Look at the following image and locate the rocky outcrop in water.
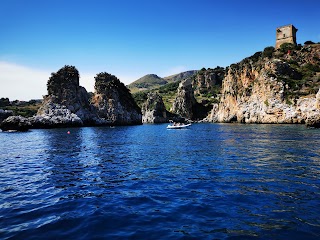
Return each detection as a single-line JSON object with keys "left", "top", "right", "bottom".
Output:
{"left": 142, "top": 92, "right": 167, "bottom": 123}
{"left": 91, "top": 72, "right": 142, "bottom": 125}
{"left": 207, "top": 44, "right": 320, "bottom": 126}
{"left": 0, "top": 66, "right": 142, "bottom": 131}
{"left": 38, "top": 65, "right": 99, "bottom": 126}
{"left": 171, "top": 78, "right": 213, "bottom": 121}
{"left": 0, "top": 116, "right": 31, "bottom": 131}
{"left": 171, "top": 78, "right": 197, "bottom": 120}
{"left": 30, "top": 102, "right": 84, "bottom": 128}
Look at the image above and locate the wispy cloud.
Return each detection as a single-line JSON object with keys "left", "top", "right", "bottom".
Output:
{"left": 0, "top": 61, "right": 146, "bottom": 100}
{"left": 0, "top": 61, "right": 50, "bottom": 101}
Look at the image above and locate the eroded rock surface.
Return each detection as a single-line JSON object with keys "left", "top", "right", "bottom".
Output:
{"left": 142, "top": 92, "right": 167, "bottom": 123}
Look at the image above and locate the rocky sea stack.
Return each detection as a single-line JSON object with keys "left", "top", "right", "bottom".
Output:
{"left": 91, "top": 72, "right": 142, "bottom": 125}
{"left": 142, "top": 92, "right": 167, "bottom": 123}
{"left": 31, "top": 65, "right": 98, "bottom": 128}
{"left": 0, "top": 66, "right": 142, "bottom": 131}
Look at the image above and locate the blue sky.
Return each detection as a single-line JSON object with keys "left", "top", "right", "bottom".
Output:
{"left": 1, "top": 0, "right": 320, "bottom": 100}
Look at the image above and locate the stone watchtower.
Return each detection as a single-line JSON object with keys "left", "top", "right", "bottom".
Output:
{"left": 275, "top": 24, "right": 298, "bottom": 49}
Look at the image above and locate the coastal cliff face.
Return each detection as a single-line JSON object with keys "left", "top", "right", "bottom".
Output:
{"left": 142, "top": 92, "right": 167, "bottom": 123}
{"left": 171, "top": 78, "right": 197, "bottom": 120}
{"left": 170, "top": 67, "right": 223, "bottom": 121}
{"left": 91, "top": 72, "right": 142, "bottom": 125}
{"left": 192, "top": 67, "right": 224, "bottom": 95}
{"left": 208, "top": 44, "right": 320, "bottom": 125}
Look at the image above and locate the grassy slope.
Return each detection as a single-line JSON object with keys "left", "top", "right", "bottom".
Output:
{"left": 127, "top": 74, "right": 168, "bottom": 93}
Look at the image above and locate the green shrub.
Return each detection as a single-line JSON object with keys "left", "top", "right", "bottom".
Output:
{"left": 262, "top": 46, "right": 275, "bottom": 58}
{"left": 132, "top": 91, "right": 148, "bottom": 107}
{"left": 304, "top": 41, "right": 315, "bottom": 45}
{"left": 280, "top": 43, "right": 296, "bottom": 53}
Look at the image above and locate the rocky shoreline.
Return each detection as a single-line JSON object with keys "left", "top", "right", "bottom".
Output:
{"left": 1, "top": 45, "right": 320, "bottom": 131}
{"left": 0, "top": 66, "right": 142, "bottom": 131}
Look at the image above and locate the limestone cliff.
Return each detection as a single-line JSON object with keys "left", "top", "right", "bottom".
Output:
{"left": 91, "top": 72, "right": 142, "bottom": 125}
{"left": 171, "top": 78, "right": 197, "bottom": 120}
{"left": 142, "top": 92, "right": 167, "bottom": 123}
{"left": 192, "top": 67, "right": 224, "bottom": 95}
{"left": 170, "top": 67, "right": 224, "bottom": 121}
{"left": 208, "top": 44, "right": 320, "bottom": 125}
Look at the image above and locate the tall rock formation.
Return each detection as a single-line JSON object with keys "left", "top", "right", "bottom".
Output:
{"left": 142, "top": 92, "right": 167, "bottom": 123}
{"left": 91, "top": 72, "right": 142, "bottom": 125}
{"left": 208, "top": 44, "right": 320, "bottom": 125}
{"left": 31, "top": 65, "right": 98, "bottom": 128}
{"left": 171, "top": 78, "right": 197, "bottom": 120}
{"left": 1, "top": 66, "right": 142, "bottom": 131}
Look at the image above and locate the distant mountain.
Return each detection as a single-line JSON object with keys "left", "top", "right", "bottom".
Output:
{"left": 128, "top": 74, "right": 167, "bottom": 92}
{"left": 164, "top": 70, "right": 198, "bottom": 83}
{"left": 128, "top": 71, "right": 198, "bottom": 93}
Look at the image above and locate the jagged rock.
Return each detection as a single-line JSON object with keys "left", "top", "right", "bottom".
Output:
{"left": 193, "top": 67, "right": 224, "bottom": 95}
{"left": 0, "top": 116, "right": 31, "bottom": 131}
{"left": 142, "top": 93, "right": 167, "bottom": 123}
{"left": 207, "top": 44, "right": 320, "bottom": 124}
{"left": 0, "top": 109, "right": 13, "bottom": 123}
{"left": 42, "top": 65, "right": 98, "bottom": 125}
{"left": 171, "top": 78, "right": 210, "bottom": 120}
{"left": 171, "top": 78, "right": 196, "bottom": 120}
{"left": 305, "top": 112, "right": 320, "bottom": 128}
{"left": 30, "top": 101, "right": 84, "bottom": 128}
{"left": 91, "top": 72, "right": 142, "bottom": 125}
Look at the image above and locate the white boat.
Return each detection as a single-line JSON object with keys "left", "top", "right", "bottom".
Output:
{"left": 166, "top": 123, "right": 191, "bottom": 129}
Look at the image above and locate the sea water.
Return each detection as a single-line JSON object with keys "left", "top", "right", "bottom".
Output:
{"left": 0, "top": 123, "right": 320, "bottom": 239}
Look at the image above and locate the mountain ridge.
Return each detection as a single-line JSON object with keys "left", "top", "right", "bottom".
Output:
{"left": 128, "top": 70, "right": 198, "bottom": 93}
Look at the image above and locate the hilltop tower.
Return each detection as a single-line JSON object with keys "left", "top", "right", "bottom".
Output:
{"left": 275, "top": 24, "right": 298, "bottom": 49}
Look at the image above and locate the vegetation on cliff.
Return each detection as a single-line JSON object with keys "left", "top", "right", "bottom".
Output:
{"left": 94, "top": 72, "right": 141, "bottom": 114}
{"left": 92, "top": 72, "right": 142, "bottom": 125}
{"left": 128, "top": 71, "right": 198, "bottom": 93}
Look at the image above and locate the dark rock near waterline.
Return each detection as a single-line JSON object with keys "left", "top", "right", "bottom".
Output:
{"left": 0, "top": 116, "right": 31, "bottom": 131}
{"left": 142, "top": 92, "right": 167, "bottom": 123}
{"left": 91, "top": 72, "right": 142, "bottom": 125}
{"left": 171, "top": 78, "right": 197, "bottom": 120}
{"left": 305, "top": 113, "right": 320, "bottom": 128}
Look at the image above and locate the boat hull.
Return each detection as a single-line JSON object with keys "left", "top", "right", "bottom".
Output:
{"left": 166, "top": 124, "right": 191, "bottom": 129}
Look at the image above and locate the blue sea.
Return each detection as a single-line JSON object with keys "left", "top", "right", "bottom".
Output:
{"left": 1, "top": 123, "right": 320, "bottom": 239}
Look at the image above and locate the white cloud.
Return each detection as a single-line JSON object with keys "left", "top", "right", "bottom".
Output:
{"left": 79, "top": 72, "right": 95, "bottom": 93}
{"left": 0, "top": 61, "right": 147, "bottom": 100}
{"left": 0, "top": 61, "right": 50, "bottom": 101}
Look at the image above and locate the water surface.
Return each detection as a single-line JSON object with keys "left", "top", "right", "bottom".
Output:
{"left": 1, "top": 124, "right": 320, "bottom": 239}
